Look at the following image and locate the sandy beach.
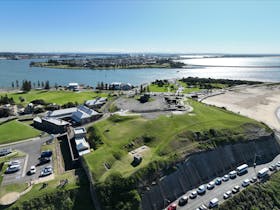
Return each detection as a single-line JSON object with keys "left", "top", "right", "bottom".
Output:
{"left": 203, "top": 84, "right": 280, "bottom": 130}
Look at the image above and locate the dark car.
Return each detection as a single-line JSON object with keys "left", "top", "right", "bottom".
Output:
{"left": 40, "top": 150, "right": 53, "bottom": 158}
{"left": 269, "top": 164, "right": 276, "bottom": 171}
{"left": 178, "top": 196, "right": 188, "bottom": 206}
{"left": 38, "top": 157, "right": 51, "bottom": 165}
{"left": 215, "top": 178, "right": 222, "bottom": 185}
{"left": 232, "top": 185, "right": 240, "bottom": 194}
{"left": 250, "top": 176, "right": 257, "bottom": 183}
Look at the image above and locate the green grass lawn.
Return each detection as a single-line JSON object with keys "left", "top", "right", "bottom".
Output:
{"left": 148, "top": 84, "right": 177, "bottom": 92}
{"left": 0, "top": 90, "right": 107, "bottom": 106}
{"left": 5, "top": 169, "right": 94, "bottom": 210}
{"left": 0, "top": 120, "right": 41, "bottom": 145}
{"left": 84, "top": 100, "right": 266, "bottom": 182}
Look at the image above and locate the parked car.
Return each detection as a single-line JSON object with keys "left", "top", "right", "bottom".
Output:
{"left": 39, "top": 157, "right": 51, "bottom": 165}
{"left": 197, "top": 185, "right": 206, "bottom": 195}
{"left": 276, "top": 162, "right": 280, "bottom": 167}
{"left": 189, "top": 191, "right": 197, "bottom": 199}
{"left": 0, "top": 148, "right": 12, "bottom": 157}
{"left": 250, "top": 176, "right": 257, "bottom": 183}
{"left": 40, "top": 166, "right": 53, "bottom": 177}
{"left": 222, "top": 174, "right": 229, "bottom": 182}
{"left": 223, "top": 190, "right": 232, "bottom": 199}
{"left": 40, "top": 150, "right": 53, "bottom": 158}
{"left": 207, "top": 181, "right": 215, "bottom": 190}
{"left": 215, "top": 178, "right": 222, "bottom": 185}
{"left": 178, "top": 195, "right": 188, "bottom": 206}
{"left": 8, "top": 160, "right": 20, "bottom": 166}
{"left": 232, "top": 185, "right": 240, "bottom": 194}
{"left": 229, "top": 170, "right": 237, "bottom": 179}
{"left": 209, "top": 198, "right": 219, "bottom": 208}
{"left": 269, "top": 164, "right": 276, "bottom": 171}
{"left": 167, "top": 203, "right": 177, "bottom": 210}
{"left": 28, "top": 165, "right": 36, "bottom": 175}
{"left": 5, "top": 164, "right": 21, "bottom": 174}
{"left": 242, "top": 179, "right": 250, "bottom": 187}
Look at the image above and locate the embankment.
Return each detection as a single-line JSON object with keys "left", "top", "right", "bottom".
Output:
{"left": 141, "top": 134, "right": 280, "bottom": 210}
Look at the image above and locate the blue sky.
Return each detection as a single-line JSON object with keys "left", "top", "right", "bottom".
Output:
{"left": 0, "top": 0, "right": 280, "bottom": 53}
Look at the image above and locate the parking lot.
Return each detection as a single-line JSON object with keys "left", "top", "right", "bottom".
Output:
{"left": 1, "top": 135, "right": 54, "bottom": 186}
{"left": 166, "top": 154, "right": 280, "bottom": 210}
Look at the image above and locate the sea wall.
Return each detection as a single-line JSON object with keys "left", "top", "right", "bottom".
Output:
{"left": 141, "top": 134, "right": 280, "bottom": 210}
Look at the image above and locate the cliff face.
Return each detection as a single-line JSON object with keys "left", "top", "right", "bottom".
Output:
{"left": 141, "top": 134, "right": 280, "bottom": 210}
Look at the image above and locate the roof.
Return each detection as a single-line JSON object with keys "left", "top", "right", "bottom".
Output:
{"left": 75, "top": 138, "right": 90, "bottom": 151}
{"left": 74, "top": 127, "right": 86, "bottom": 135}
{"left": 33, "top": 116, "right": 42, "bottom": 123}
{"left": 71, "top": 105, "right": 99, "bottom": 122}
{"left": 78, "top": 150, "right": 90, "bottom": 156}
{"left": 85, "top": 97, "right": 107, "bottom": 106}
{"left": 68, "top": 83, "right": 79, "bottom": 86}
{"left": 47, "top": 107, "right": 77, "bottom": 118}
{"left": 42, "top": 117, "right": 69, "bottom": 126}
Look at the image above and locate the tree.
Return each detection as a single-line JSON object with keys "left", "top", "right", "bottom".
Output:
{"left": 16, "top": 80, "right": 19, "bottom": 88}
{"left": 41, "top": 81, "right": 45, "bottom": 88}
{"left": 11, "top": 82, "right": 14, "bottom": 89}
{"left": 21, "top": 80, "right": 31, "bottom": 92}
{"left": 38, "top": 80, "right": 41, "bottom": 87}
{"left": 33, "top": 82, "right": 36, "bottom": 88}
{"left": 45, "top": 80, "right": 50, "bottom": 90}
{"left": 55, "top": 83, "right": 58, "bottom": 90}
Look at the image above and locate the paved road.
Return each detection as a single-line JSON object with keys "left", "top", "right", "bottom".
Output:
{"left": 167, "top": 154, "right": 280, "bottom": 210}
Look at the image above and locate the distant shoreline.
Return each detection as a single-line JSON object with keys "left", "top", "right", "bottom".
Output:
{"left": 30, "top": 63, "right": 185, "bottom": 70}
{"left": 184, "top": 64, "right": 280, "bottom": 68}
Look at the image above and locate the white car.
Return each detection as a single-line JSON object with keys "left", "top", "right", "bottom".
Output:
{"left": 276, "top": 162, "right": 280, "bottom": 167}
{"left": 40, "top": 166, "right": 53, "bottom": 177}
{"left": 6, "top": 164, "right": 21, "bottom": 173}
{"left": 29, "top": 165, "right": 36, "bottom": 175}
{"left": 229, "top": 170, "right": 237, "bottom": 179}
{"left": 189, "top": 191, "right": 198, "bottom": 199}
{"left": 197, "top": 185, "right": 206, "bottom": 195}
{"left": 223, "top": 190, "right": 232, "bottom": 199}
{"left": 222, "top": 174, "right": 229, "bottom": 182}
{"left": 242, "top": 179, "right": 250, "bottom": 187}
{"left": 207, "top": 181, "right": 215, "bottom": 190}
{"left": 8, "top": 160, "right": 20, "bottom": 166}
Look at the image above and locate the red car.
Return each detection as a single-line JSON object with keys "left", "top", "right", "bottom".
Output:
{"left": 167, "top": 203, "right": 177, "bottom": 210}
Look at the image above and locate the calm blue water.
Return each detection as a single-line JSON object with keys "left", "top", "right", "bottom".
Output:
{"left": 0, "top": 57, "right": 280, "bottom": 88}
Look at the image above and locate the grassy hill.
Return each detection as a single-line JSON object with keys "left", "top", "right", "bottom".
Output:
{"left": 83, "top": 100, "right": 269, "bottom": 209}
{"left": 84, "top": 100, "right": 267, "bottom": 182}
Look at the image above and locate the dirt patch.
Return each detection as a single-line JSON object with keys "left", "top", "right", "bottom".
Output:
{"left": 0, "top": 192, "right": 20, "bottom": 205}
{"left": 129, "top": 146, "right": 150, "bottom": 157}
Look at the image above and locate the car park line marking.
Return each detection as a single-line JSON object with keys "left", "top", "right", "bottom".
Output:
{"left": 22, "top": 155, "right": 29, "bottom": 177}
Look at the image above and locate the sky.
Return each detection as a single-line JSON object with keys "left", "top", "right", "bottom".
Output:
{"left": 0, "top": 0, "right": 280, "bottom": 53}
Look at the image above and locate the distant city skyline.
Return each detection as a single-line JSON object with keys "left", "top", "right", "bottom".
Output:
{"left": 1, "top": 0, "right": 280, "bottom": 53}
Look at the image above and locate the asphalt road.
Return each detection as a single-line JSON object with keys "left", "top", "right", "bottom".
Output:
{"left": 1, "top": 135, "right": 54, "bottom": 185}
{"left": 167, "top": 154, "right": 280, "bottom": 210}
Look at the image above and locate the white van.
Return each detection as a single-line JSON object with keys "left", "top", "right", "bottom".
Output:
{"left": 209, "top": 197, "right": 219, "bottom": 208}
{"left": 257, "top": 167, "right": 269, "bottom": 179}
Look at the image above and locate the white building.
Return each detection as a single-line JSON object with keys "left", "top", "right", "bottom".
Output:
{"left": 68, "top": 83, "right": 79, "bottom": 91}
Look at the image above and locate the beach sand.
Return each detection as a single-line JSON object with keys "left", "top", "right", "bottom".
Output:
{"left": 203, "top": 84, "right": 280, "bottom": 130}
